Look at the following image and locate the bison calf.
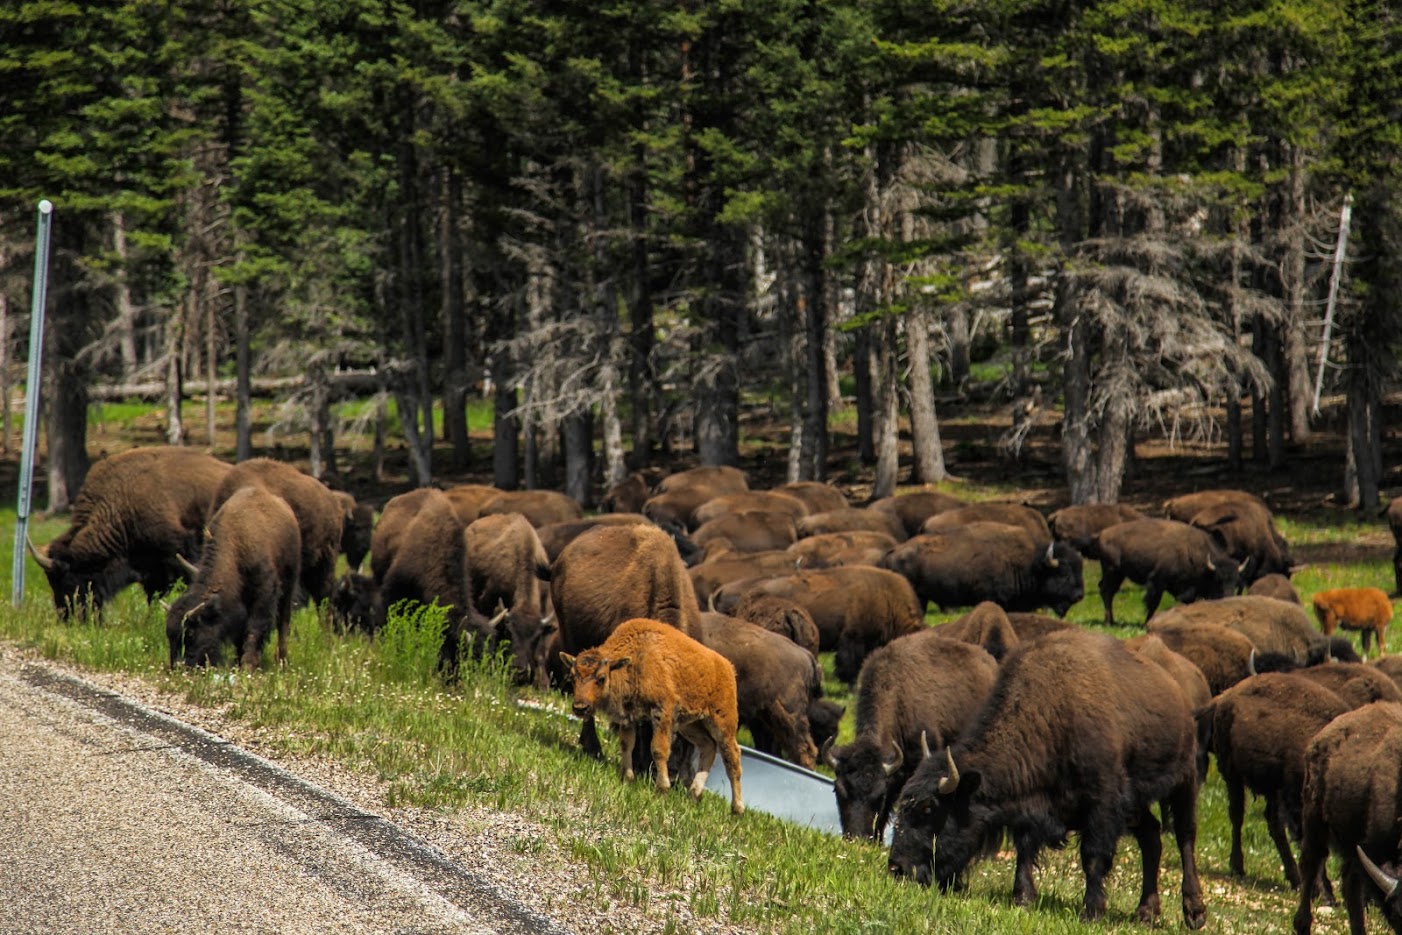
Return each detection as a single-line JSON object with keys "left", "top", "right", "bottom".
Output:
{"left": 1311, "top": 587, "right": 1393, "bottom": 658}
{"left": 562, "top": 617, "right": 744, "bottom": 814}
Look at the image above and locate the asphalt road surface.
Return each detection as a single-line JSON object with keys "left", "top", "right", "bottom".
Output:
{"left": 0, "top": 655, "right": 573, "bottom": 935}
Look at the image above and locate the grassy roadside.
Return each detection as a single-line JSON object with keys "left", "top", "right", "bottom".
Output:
{"left": 1, "top": 505, "right": 1385, "bottom": 934}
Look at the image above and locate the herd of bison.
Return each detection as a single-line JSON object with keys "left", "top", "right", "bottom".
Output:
{"left": 22, "top": 445, "right": 1402, "bottom": 933}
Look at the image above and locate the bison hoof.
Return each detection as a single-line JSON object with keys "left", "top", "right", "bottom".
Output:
{"left": 621, "top": 768, "right": 635, "bottom": 783}
{"left": 1183, "top": 900, "right": 1207, "bottom": 931}
{"left": 731, "top": 801, "right": 745, "bottom": 815}
{"left": 1135, "top": 894, "right": 1161, "bottom": 923}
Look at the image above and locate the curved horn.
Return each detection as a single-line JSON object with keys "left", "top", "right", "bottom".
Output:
{"left": 1205, "top": 555, "right": 1216, "bottom": 571}
{"left": 176, "top": 553, "right": 201, "bottom": 578}
{"left": 1357, "top": 846, "right": 1401, "bottom": 901}
{"left": 1044, "top": 541, "right": 1058, "bottom": 569}
{"left": 708, "top": 591, "right": 717, "bottom": 612}
{"left": 25, "top": 536, "right": 54, "bottom": 571}
{"left": 920, "top": 729, "right": 933, "bottom": 761}
{"left": 821, "top": 736, "right": 838, "bottom": 769}
{"left": 487, "top": 602, "right": 510, "bottom": 628}
{"left": 1237, "top": 557, "right": 1251, "bottom": 574}
{"left": 882, "top": 741, "right": 905, "bottom": 776}
{"left": 1247, "top": 649, "right": 1257, "bottom": 677}
{"left": 936, "top": 747, "right": 960, "bottom": 796}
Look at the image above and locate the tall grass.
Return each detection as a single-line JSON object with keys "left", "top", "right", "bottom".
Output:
{"left": 1, "top": 499, "right": 1388, "bottom": 933}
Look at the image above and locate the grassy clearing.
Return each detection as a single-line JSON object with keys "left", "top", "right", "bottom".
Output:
{"left": 2, "top": 500, "right": 1388, "bottom": 934}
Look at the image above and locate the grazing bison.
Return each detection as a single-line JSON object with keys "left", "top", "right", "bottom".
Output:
{"left": 714, "top": 566, "right": 924, "bottom": 684}
{"left": 1199, "top": 673, "right": 1349, "bottom": 892}
{"left": 691, "top": 510, "right": 799, "bottom": 554}
{"left": 786, "top": 530, "right": 896, "bottom": 568}
{"left": 1047, "top": 503, "right": 1146, "bottom": 559}
{"left": 1372, "top": 655, "right": 1402, "bottom": 694}
{"left": 655, "top": 465, "right": 749, "bottom": 497}
{"left": 330, "top": 491, "right": 375, "bottom": 572}
{"left": 920, "top": 502, "right": 1052, "bottom": 544}
{"left": 1152, "top": 596, "right": 1333, "bottom": 668}
{"left": 690, "top": 491, "right": 809, "bottom": 528}
{"left": 826, "top": 630, "right": 997, "bottom": 841}
{"left": 369, "top": 488, "right": 441, "bottom": 587}
{"left": 887, "top": 629, "right": 1207, "bottom": 929}
{"left": 1312, "top": 587, "right": 1393, "bottom": 658}
{"left": 931, "top": 601, "right": 1022, "bottom": 662}
{"left": 1146, "top": 621, "right": 1259, "bottom": 696}
{"left": 329, "top": 571, "right": 375, "bottom": 635}
{"left": 464, "top": 513, "right": 555, "bottom": 688}
{"left": 551, "top": 523, "right": 702, "bottom": 759}
{"left": 479, "top": 489, "right": 584, "bottom": 528}
{"left": 1124, "top": 634, "right": 1212, "bottom": 712}
{"left": 1004, "top": 612, "right": 1078, "bottom": 641}
{"left": 696, "top": 612, "right": 826, "bottom": 768}
{"left": 30, "top": 446, "right": 232, "bottom": 618}
{"left": 774, "top": 481, "right": 849, "bottom": 515}
{"left": 599, "top": 472, "right": 652, "bottom": 514}
{"left": 209, "top": 458, "right": 344, "bottom": 607}
{"left": 1163, "top": 489, "right": 1270, "bottom": 523}
{"left": 536, "top": 514, "right": 651, "bottom": 563}
{"left": 879, "top": 523, "right": 1084, "bottom": 618}
{"left": 561, "top": 617, "right": 744, "bottom": 814}
{"left": 1094, "top": 518, "right": 1243, "bottom": 626}
{"left": 730, "top": 594, "right": 821, "bottom": 657}
{"left": 1186, "top": 498, "right": 1294, "bottom": 586}
{"left": 1249, "top": 573, "right": 1302, "bottom": 605}
{"left": 1293, "top": 701, "right": 1402, "bottom": 935}
{"left": 688, "top": 549, "right": 805, "bottom": 607}
{"left": 797, "top": 508, "right": 908, "bottom": 542}
{"left": 1293, "top": 663, "right": 1402, "bottom": 710}
{"left": 868, "top": 491, "right": 965, "bottom": 538}
{"left": 441, "top": 483, "right": 501, "bottom": 525}
{"left": 165, "top": 486, "right": 301, "bottom": 671}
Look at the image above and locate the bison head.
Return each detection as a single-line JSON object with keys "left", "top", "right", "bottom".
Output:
{"left": 560, "top": 649, "right": 630, "bottom": 718}
{"left": 888, "top": 745, "right": 991, "bottom": 891}
{"left": 827, "top": 737, "right": 905, "bottom": 840}
{"left": 28, "top": 536, "right": 139, "bottom": 621}
{"left": 166, "top": 591, "right": 245, "bottom": 668}
{"left": 1357, "top": 847, "right": 1402, "bottom": 925}
{"left": 1037, "top": 541, "right": 1086, "bottom": 617}
{"left": 329, "top": 573, "right": 376, "bottom": 634}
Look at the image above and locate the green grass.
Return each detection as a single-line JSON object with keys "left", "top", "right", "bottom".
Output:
{"left": 2, "top": 498, "right": 1387, "bottom": 934}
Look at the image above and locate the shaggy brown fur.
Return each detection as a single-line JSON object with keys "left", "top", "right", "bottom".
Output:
{"left": 867, "top": 492, "right": 965, "bottom": 538}
{"left": 479, "top": 489, "right": 584, "bottom": 528}
{"left": 920, "top": 502, "right": 1052, "bottom": 544}
{"left": 691, "top": 510, "right": 799, "bottom": 553}
{"left": 1047, "top": 503, "right": 1145, "bottom": 559}
{"left": 690, "top": 491, "right": 810, "bottom": 528}
{"left": 441, "top": 483, "right": 501, "bottom": 525}
{"left": 932, "top": 601, "right": 1022, "bottom": 662}
{"left": 730, "top": 594, "right": 821, "bottom": 657}
{"left": 797, "top": 508, "right": 907, "bottom": 542}
{"left": 1144, "top": 621, "right": 1258, "bottom": 695}
{"left": 563, "top": 617, "right": 744, "bottom": 814}
{"left": 1152, "top": 596, "right": 1329, "bottom": 665}
{"left": 465, "top": 513, "right": 555, "bottom": 688}
{"left": 773, "top": 481, "right": 849, "bottom": 515}
{"left": 786, "top": 530, "right": 897, "bottom": 568}
{"left": 536, "top": 514, "right": 652, "bottom": 563}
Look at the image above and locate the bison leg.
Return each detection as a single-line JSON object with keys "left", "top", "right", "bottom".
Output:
{"left": 1264, "top": 794, "right": 1302, "bottom": 888}
{"left": 1142, "top": 582, "right": 1167, "bottom": 624}
{"left": 713, "top": 722, "right": 744, "bottom": 815}
{"left": 1340, "top": 859, "right": 1370, "bottom": 935}
{"left": 1292, "top": 819, "right": 1328, "bottom": 934}
{"left": 578, "top": 713, "right": 604, "bottom": 759}
{"left": 1225, "top": 772, "right": 1247, "bottom": 877}
{"left": 679, "top": 721, "right": 716, "bottom": 801}
{"left": 1010, "top": 829, "right": 1040, "bottom": 907}
{"left": 1077, "top": 815, "right": 1118, "bottom": 921}
{"left": 1129, "top": 806, "right": 1162, "bottom": 923}
{"left": 1099, "top": 568, "right": 1124, "bottom": 627}
{"left": 650, "top": 707, "right": 675, "bottom": 793}
{"left": 617, "top": 723, "right": 638, "bottom": 782}
{"left": 1166, "top": 781, "right": 1207, "bottom": 930}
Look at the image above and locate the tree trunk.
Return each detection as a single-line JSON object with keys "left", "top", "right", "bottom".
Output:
{"left": 0, "top": 256, "right": 9, "bottom": 454}
{"left": 111, "top": 213, "right": 139, "bottom": 374}
{"left": 166, "top": 294, "right": 187, "bottom": 446}
{"left": 234, "top": 280, "right": 252, "bottom": 461}
{"left": 1281, "top": 146, "right": 1313, "bottom": 444}
{"left": 562, "top": 411, "right": 592, "bottom": 507}
{"left": 946, "top": 307, "right": 970, "bottom": 388}
{"left": 905, "top": 304, "right": 946, "bottom": 483}
{"left": 803, "top": 215, "right": 829, "bottom": 481}
{"left": 872, "top": 316, "right": 900, "bottom": 499}
{"left": 45, "top": 234, "right": 94, "bottom": 512}
{"left": 393, "top": 378, "right": 433, "bottom": 487}
{"left": 599, "top": 356, "right": 627, "bottom": 487}
{"left": 203, "top": 267, "right": 217, "bottom": 450}
{"left": 442, "top": 165, "right": 470, "bottom": 471}
{"left": 493, "top": 380, "right": 519, "bottom": 490}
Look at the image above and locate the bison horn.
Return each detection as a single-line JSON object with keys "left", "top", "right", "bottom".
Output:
{"left": 936, "top": 747, "right": 960, "bottom": 796}
{"left": 488, "top": 602, "right": 510, "bottom": 629}
{"left": 882, "top": 742, "right": 904, "bottom": 776}
{"left": 708, "top": 591, "right": 717, "bottom": 612}
{"left": 26, "top": 536, "right": 55, "bottom": 571}
{"left": 920, "top": 730, "right": 933, "bottom": 761}
{"left": 1358, "top": 846, "right": 1401, "bottom": 901}
{"left": 1206, "top": 555, "right": 1216, "bottom": 571}
{"left": 821, "top": 736, "right": 838, "bottom": 769}
{"left": 1246, "top": 649, "right": 1257, "bottom": 677}
{"left": 1044, "top": 542, "right": 1058, "bottom": 569}
{"left": 176, "top": 553, "right": 201, "bottom": 578}
{"left": 1237, "top": 557, "right": 1251, "bottom": 573}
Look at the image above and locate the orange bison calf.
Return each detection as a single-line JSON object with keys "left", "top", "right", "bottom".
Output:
{"left": 562, "top": 617, "right": 745, "bottom": 814}
{"left": 1311, "top": 587, "right": 1393, "bottom": 657}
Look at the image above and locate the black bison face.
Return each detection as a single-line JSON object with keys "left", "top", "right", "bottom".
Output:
{"left": 330, "top": 573, "right": 376, "bottom": 634}
{"left": 658, "top": 522, "right": 703, "bottom": 568}
{"left": 500, "top": 607, "right": 557, "bottom": 689}
{"left": 888, "top": 749, "right": 988, "bottom": 890}
{"left": 166, "top": 592, "right": 244, "bottom": 667}
{"left": 31, "top": 545, "right": 138, "bottom": 620}
{"left": 1356, "top": 848, "right": 1402, "bottom": 929}
{"left": 343, "top": 505, "right": 375, "bottom": 572}
{"left": 1038, "top": 542, "right": 1085, "bottom": 617}
{"left": 828, "top": 739, "right": 905, "bottom": 840}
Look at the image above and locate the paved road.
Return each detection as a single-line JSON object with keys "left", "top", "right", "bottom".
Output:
{"left": 0, "top": 657, "right": 572, "bottom": 935}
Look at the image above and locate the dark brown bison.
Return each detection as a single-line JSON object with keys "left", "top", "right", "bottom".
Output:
{"left": 375, "top": 487, "right": 494, "bottom": 671}
{"left": 1372, "top": 655, "right": 1402, "bottom": 694}
{"left": 931, "top": 601, "right": 1022, "bottom": 662}
{"left": 797, "top": 508, "right": 908, "bottom": 542}
{"left": 1140, "top": 621, "right": 1258, "bottom": 696}
{"left": 165, "top": 485, "right": 301, "bottom": 671}
{"left": 1094, "top": 518, "right": 1243, "bottom": 626}
{"left": 369, "top": 488, "right": 442, "bottom": 588}
{"left": 30, "top": 446, "right": 232, "bottom": 618}
{"left": 654, "top": 465, "right": 749, "bottom": 497}
{"left": 1047, "top": 503, "right": 1146, "bottom": 559}
{"left": 786, "top": 530, "right": 897, "bottom": 568}
{"left": 920, "top": 502, "right": 1051, "bottom": 544}
{"left": 209, "top": 458, "right": 344, "bottom": 607}
{"left": 599, "top": 472, "right": 651, "bottom": 514}
{"left": 536, "top": 514, "right": 652, "bottom": 563}
{"left": 1293, "top": 662, "right": 1402, "bottom": 710}
{"left": 1199, "top": 672, "right": 1349, "bottom": 892}
{"left": 688, "top": 550, "right": 805, "bottom": 607}
{"left": 868, "top": 491, "right": 965, "bottom": 538}
{"left": 1124, "top": 634, "right": 1213, "bottom": 712}
{"left": 879, "top": 523, "right": 1085, "bottom": 618}
{"left": 1186, "top": 498, "right": 1294, "bottom": 586}
{"left": 464, "top": 513, "right": 555, "bottom": 688}
{"left": 550, "top": 523, "right": 702, "bottom": 759}
{"left": 691, "top": 511, "right": 799, "bottom": 554}
{"left": 441, "top": 483, "right": 501, "bottom": 525}
{"left": 696, "top": 612, "right": 827, "bottom": 769}
{"left": 888, "top": 628, "right": 1207, "bottom": 929}
{"left": 1293, "top": 701, "right": 1402, "bottom": 935}
{"left": 1249, "top": 572, "right": 1303, "bottom": 604}
{"left": 1004, "top": 612, "right": 1078, "bottom": 641}
{"left": 730, "top": 594, "right": 821, "bottom": 657}
{"left": 714, "top": 566, "right": 924, "bottom": 684}
{"left": 1163, "top": 489, "right": 1271, "bottom": 523}
{"left": 690, "top": 491, "right": 809, "bottom": 528}
{"left": 825, "top": 630, "right": 998, "bottom": 841}
{"left": 329, "top": 571, "right": 375, "bottom": 635}
{"left": 774, "top": 481, "right": 849, "bottom": 515}
{"left": 329, "top": 491, "right": 375, "bottom": 572}
{"left": 479, "top": 489, "right": 584, "bottom": 528}
{"left": 1151, "top": 596, "right": 1333, "bottom": 668}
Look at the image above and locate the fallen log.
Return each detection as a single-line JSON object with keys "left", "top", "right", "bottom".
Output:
{"left": 87, "top": 370, "right": 383, "bottom": 402}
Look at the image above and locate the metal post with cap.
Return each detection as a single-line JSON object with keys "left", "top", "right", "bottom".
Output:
{"left": 12, "top": 200, "right": 54, "bottom": 606}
